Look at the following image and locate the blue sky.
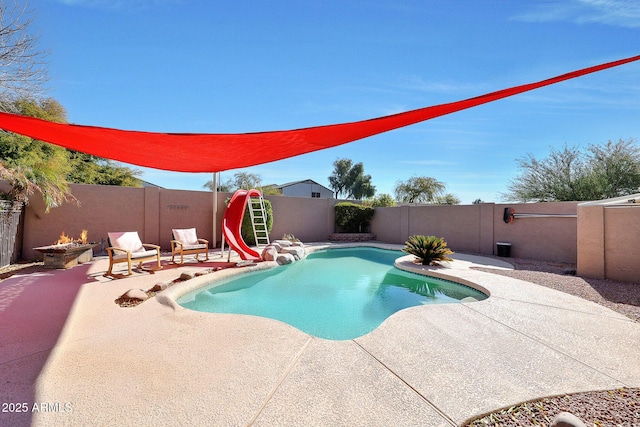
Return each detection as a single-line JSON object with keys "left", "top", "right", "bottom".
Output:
{"left": 35, "top": 0, "right": 640, "bottom": 203}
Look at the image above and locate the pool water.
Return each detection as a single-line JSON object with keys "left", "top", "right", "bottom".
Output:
{"left": 178, "top": 247, "right": 487, "bottom": 340}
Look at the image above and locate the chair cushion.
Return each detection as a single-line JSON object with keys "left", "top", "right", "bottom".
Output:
{"left": 130, "top": 249, "right": 158, "bottom": 259}
{"left": 108, "top": 232, "right": 145, "bottom": 253}
{"left": 111, "top": 249, "right": 158, "bottom": 261}
{"left": 181, "top": 244, "right": 207, "bottom": 250}
{"left": 172, "top": 228, "right": 199, "bottom": 245}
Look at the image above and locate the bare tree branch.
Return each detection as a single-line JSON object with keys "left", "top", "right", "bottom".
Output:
{"left": 0, "top": 0, "right": 49, "bottom": 110}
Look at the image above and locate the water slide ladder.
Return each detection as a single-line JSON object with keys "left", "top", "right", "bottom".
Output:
{"left": 220, "top": 190, "right": 269, "bottom": 261}
{"left": 248, "top": 194, "right": 270, "bottom": 248}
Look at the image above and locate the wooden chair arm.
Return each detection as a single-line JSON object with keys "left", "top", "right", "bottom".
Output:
{"left": 142, "top": 243, "right": 160, "bottom": 250}
{"left": 197, "top": 239, "right": 209, "bottom": 245}
{"left": 106, "top": 246, "right": 131, "bottom": 256}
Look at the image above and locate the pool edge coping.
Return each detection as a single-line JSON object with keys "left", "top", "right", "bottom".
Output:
{"left": 159, "top": 241, "right": 509, "bottom": 311}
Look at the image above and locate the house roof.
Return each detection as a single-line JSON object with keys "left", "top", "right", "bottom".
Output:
{"left": 276, "top": 179, "right": 333, "bottom": 192}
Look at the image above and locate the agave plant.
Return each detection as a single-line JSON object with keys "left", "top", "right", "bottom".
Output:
{"left": 402, "top": 235, "right": 454, "bottom": 266}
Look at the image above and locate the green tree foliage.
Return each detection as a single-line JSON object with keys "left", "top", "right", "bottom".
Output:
{"left": 0, "top": 98, "right": 75, "bottom": 210}
{"left": 67, "top": 152, "right": 142, "bottom": 186}
{"left": 393, "top": 176, "right": 447, "bottom": 203}
{"left": 328, "top": 158, "right": 352, "bottom": 198}
{"left": 241, "top": 198, "right": 273, "bottom": 245}
{"left": 203, "top": 172, "right": 281, "bottom": 195}
{"left": 334, "top": 202, "right": 375, "bottom": 233}
{"left": 503, "top": 139, "right": 640, "bottom": 202}
{"left": 588, "top": 139, "right": 640, "bottom": 199}
{"left": 328, "top": 158, "right": 376, "bottom": 200}
{"left": 1, "top": 97, "right": 142, "bottom": 210}
{"left": 434, "top": 193, "right": 461, "bottom": 205}
{"left": 364, "top": 193, "right": 396, "bottom": 207}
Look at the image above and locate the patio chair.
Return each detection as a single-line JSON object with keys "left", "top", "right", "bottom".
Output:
{"left": 105, "top": 231, "right": 162, "bottom": 276}
{"left": 170, "top": 228, "right": 209, "bottom": 264}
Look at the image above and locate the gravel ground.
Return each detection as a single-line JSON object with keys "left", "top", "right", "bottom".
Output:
{"left": 468, "top": 257, "right": 640, "bottom": 427}
{"left": 2, "top": 258, "right": 639, "bottom": 426}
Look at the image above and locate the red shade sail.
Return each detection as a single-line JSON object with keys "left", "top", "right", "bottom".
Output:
{"left": 0, "top": 55, "right": 638, "bottom": 173}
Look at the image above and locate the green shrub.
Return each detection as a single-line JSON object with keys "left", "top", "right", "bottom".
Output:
{"left": 240, "top": 198, "right": 273, "bottom": 245}
{"left": 334, "top": 202, "right": 375, "bottom": 233}
{"left": 402, "top": 235, "right": 454, "bottom": 266}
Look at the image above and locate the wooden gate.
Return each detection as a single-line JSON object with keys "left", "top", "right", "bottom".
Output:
{"left": 1, "top": 201, "right": 23, "bottom": 268}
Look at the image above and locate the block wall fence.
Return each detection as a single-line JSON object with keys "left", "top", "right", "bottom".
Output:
{"left": 7, "top": 182, "right": 639, "bottom": 282}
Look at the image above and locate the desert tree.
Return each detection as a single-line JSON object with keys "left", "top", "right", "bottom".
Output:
{"left": 434, "top": 193, "right": 461, "bottom": 205}
{"left": 393, "top": 176, "right": 446, "bottom": 203}
{"left": 0, "top": 0, "right": 49, "bottom": 110}
{"left": 503, "top": 139, "right": 640, "bottom": 202}
{"left": 328, "top": 158, "right": 376, "bottom": 200}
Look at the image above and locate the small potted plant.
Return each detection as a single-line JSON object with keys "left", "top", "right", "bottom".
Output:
{"left": 402, "top": 235, "right": 454, "bottom": 266}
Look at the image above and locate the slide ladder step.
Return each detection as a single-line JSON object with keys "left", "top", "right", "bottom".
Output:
{"left": 248, "top": 194, "right": 270, "bottom": 248}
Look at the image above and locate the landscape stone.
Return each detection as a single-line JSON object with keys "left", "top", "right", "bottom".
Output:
{"left": 276, "top": 253, "right": 295, "bottom": 265}
{"left": 148, "top": 282, "right": 170, "bottom": 292}
{"left": 179, "top": 271, "right": 196, "bottom": 281}
{"left": 261, "top": 246, "right": 279, "bottom": 261}
{"left": 281, "top": 246, "right": 306, "bottom": 260}
{"left": 550, "top": 412, "right": 587, "bottom": 427}
{"left": 269, "top": 242, "right": 282, "bottom": 252}
{"left": 121, "top": 289, "right": 149, "bottom": 301}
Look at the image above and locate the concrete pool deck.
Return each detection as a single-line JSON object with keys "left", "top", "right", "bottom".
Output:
{"left": 1, "top": 242, "right": 639, "bottom": 426}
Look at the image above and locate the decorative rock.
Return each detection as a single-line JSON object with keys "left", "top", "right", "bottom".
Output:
{"left": 148, "top": 282, "right": 170, "bottom": 292}
{"left": 121, "top": 289, "right": 148, "bottom": 301}
{"left": 269, "top": 242, "right": 282, "bottom": 252}
{"left": 550, "top": 412, "right": 587, "bottom": 427}
{"left": 156, "top": 294, "right": 181, "bottom": 311}
{"left": 179, "top": 271, "right": 196, "bottom": 281}
{"left": 194, "top": 269, "right": 215, "bottom": 277}
{"left": 262, "top": 246, "right": 279, "bottom": 262}
{"left": 276, "top": 253, "right": 295, "bottom": 265}
{"left": 273, "top": 239, "right": 292, "bottom": 247}
{"left": 281, "top": 246, "right": 306, "bottom": 260}
{"left": 291, "top": 241, "right": 304, "bottom": 248}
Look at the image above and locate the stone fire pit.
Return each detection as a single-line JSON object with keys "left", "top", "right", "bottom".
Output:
{"left": 34, "top": 243, "right": 99, "bottom": 269}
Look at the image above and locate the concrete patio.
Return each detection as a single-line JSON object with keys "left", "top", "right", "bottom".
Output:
{"left": 1, "top": 243, "right": 639, "bottom": 426}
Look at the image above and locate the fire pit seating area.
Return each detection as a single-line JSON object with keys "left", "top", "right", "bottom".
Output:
{"left": 105, "top": 231, "right": 162, "bottom": 276}
{"left": 170, "top": 228, "right": 209, "bottom": 264}
{"left": 34, "top": 230, "right": 98, "bottom": 269}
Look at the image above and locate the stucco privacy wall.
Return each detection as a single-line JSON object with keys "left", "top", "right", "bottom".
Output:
{"left": 267, "top": 196, "right": 339, "bottom": 242}
{"left": 371, "top": 202, "right": 578, "bottom": 263}
{"left": 19, "top": 184, "right": 340, "bottom": 260}
{"left": 22, "top": 184, "right": 146, "bottom": 259}
{"left": 21, "top": 184, "right": 217, "bottom": 260}
{"left": 577, "top": 204, "right": 640, "bottom": 283}
{"left": 16, "top": 182, "right": 577, "bottom": 264}
{"left": 493, "top": 202, "right": 578, "bottom": 263}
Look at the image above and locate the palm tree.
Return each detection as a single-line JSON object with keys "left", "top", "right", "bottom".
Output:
{"left": 0, "top": 159, "right": 77, "bottom": 213}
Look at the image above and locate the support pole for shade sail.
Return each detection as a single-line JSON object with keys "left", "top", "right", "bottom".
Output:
{"left": 212, "top": 172, "right": 218, "bottom": 248}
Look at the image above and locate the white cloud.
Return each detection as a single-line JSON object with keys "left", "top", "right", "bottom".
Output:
{"left": 513, "top": 0, "right": 640, "bottom": 28}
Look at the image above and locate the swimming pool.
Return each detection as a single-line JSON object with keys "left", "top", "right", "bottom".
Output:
{"left": 177, "top": 247, "right": 487, "bottom": 340}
